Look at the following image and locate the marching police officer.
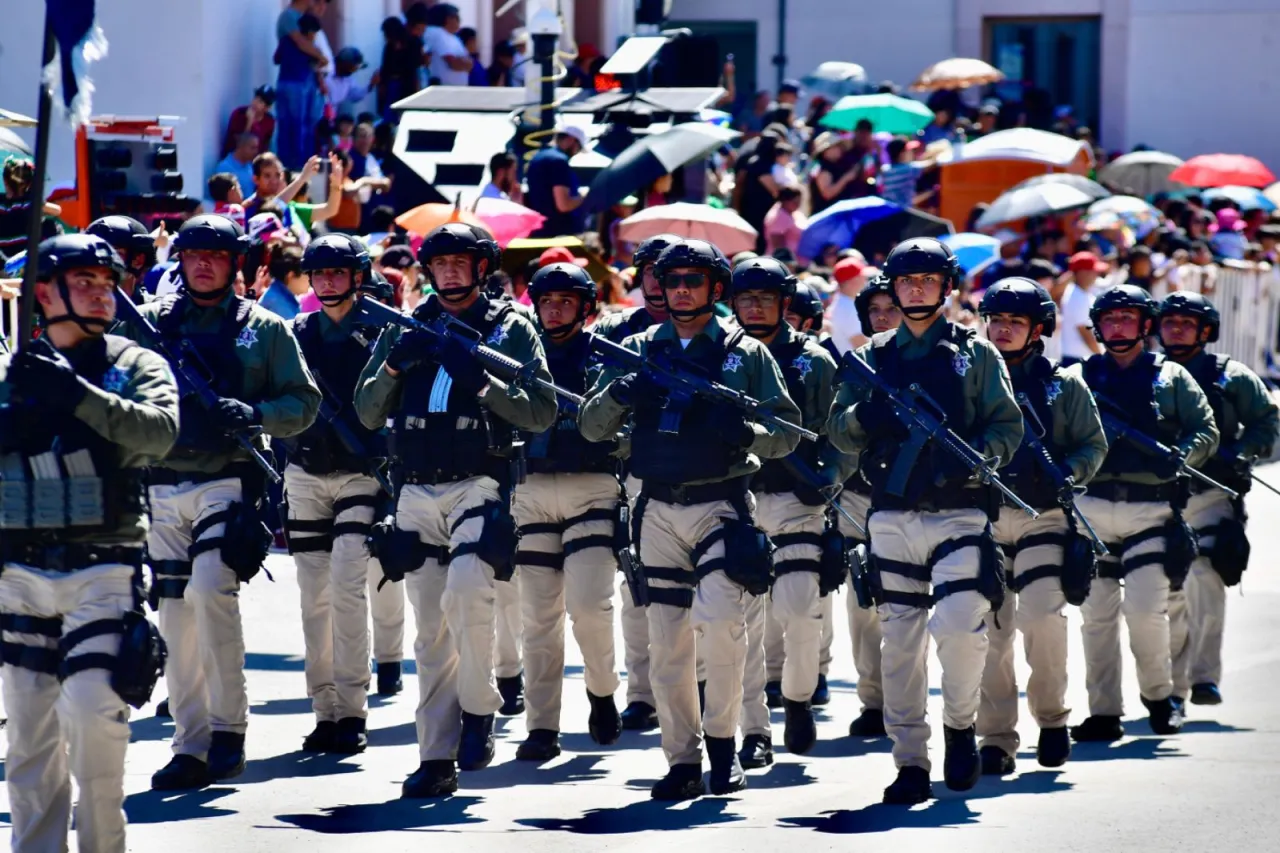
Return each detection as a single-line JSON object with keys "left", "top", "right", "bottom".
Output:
{"left": 85, "top": 215, "right": 155, "bottom": 303}
{"left": 826, "top": 237, "right": 1023, "bottom": 805}
{"left": 1156, "top": 293, "right": 1277, "bottom": 707}
{"left": 509, "top": 262, "right": 623, "bottom": 761}
{"left": 841, "top": 273, "right": 899, "bottom": 739}
{"left": 0, "top": 235, "right": 178, "bottom": 853}
{"left": 1069, "top": 285, "right": 1217, "bottom": 743}
{"left": 975, "top": 278, "right": 1107, "bottom": 774}
{"left": 729, "top": 257, "right": 842, "bottom": 763}
{"left": 116, "top": 214, "right": 322, "bottom": 790}
{"left": 586, "top": 232, "right": 680, "bottom": 731}
{"left": 354, "top": 223, "right": 556, "bottom": 798}
{"left": 784, "top": 280, "right": 824, "bottom": 339}
{"left": 282, "top": 235, "right": 388, "bottom": 754}
{"left": 580, "top": 239, "right": 801, "bottom": 800}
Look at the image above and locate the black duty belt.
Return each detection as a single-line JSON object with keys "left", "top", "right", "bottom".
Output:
{"left": 1, "top": 543, "right": 144, "bottom": 573}
{"left": 876, "top": 485, "right": 994, "bottom": 514}
{"left": 148, "top": 462, "right": 259, "bottom": 487}
{"left": 1085, "top": 481, "right": 1177, "bottom": 503}
{"left": 642, "top": 476, "right": 750, "bottom": 507}
{"left": 402, "top": 468, "right": 486, "bottom": 486}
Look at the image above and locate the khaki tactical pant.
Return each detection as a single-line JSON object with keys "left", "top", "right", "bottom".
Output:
{"left": 979, "top": 506, "right": 1072, "bottom": 754}
{"left": 148, "top": 477, "right": 249, "bottom": 757}
{"left": 512, "top": 472, "right": 621, "bottom": 732}
{"left": 741, "top": 591, "right": 771, "bottom": 738}
{"left": 870, "top": 507, "right": 990, "bottom": 771}
{"left": 368, "top": 554, "right": 405, "bottom": 664}
{"left": 841, "top": 490, "right": 883, "bottom": 710}
{"left": 755, "top": 491, "right": 824, "bottom": 703}
{"left": 1169, "top": 489, "right": 1236, "bottom": 696}
{"left": 396, "top": 477, "right": 505, "bottom": 761}
{"left": 639, "top": 494, "right": 751, "bottom": 766}
{"left": 284, "top": 465, "right": 378, "bottom": 722}
{"left": 495, "top": 569, "right": 523, "bottom": 680}
{"left": 620, "top": 475, "right": 653, "bottom": 706}
{"left": 0, "top": 562, "right": 133, "bottom": 853}
{"left": 1076, "top": 495, "right": 1174, "bottom": 715}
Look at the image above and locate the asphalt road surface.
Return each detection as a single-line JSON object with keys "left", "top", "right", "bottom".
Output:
{"left": 5, "top": 466, "right": 1280, "bottom": 852}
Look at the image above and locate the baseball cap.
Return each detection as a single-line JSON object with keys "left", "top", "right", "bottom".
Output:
{"left": 380, "top": 245, "right": 418, "bottom": 270}
{"left": 1067, "top": 251, "right": 1105, "bottom": 273}
{"left": 577, "top": 43, "right": 600, "bottom": 62}
{"left": 1217, "top": 208, "right": 1245, "bottom": 232}
{"left": 247, "top": 212, "right": 286, "bottom": 244}
{"left": 779, "top": 79, "right": 802, "bottom": 96}
{"left": 833, "top": 256, "right": 865, "bottom": 285}
{"left": 538, "top": 246, "right": 588, "bottom": 268}
{"left": 556, "top": 125, "right": 587, "bottom": 148}
{"left": 335, "top": 47, "right": 366, "bottom": 69}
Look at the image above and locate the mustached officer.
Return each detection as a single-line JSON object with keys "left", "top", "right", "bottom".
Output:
{"left": 509, "top": 262, "right": 623, "bottom": 761}
{"left": 0, "top": 236, "right": 178, "bottom": 852}
{"left": 116, "top": 214, "right": 321, "bottom": 791}
{"left": 976, "top": 278, "right": 1107, "bottom": 774}
{"left": 281, "top": 235, "right": 388, "bottom": 755}
{"left": 354, "top": 223, "right": 556, "bottom": 798}
{"left": 826, "top": 237, "right": 1023, "bottom": 805}
{"left": 580, "top": 239, "right": 801, "bottom": 800}
{"left": 85, "top": 215, "right": 155, "bottom": 303}
{"left": 587, "top": 232, "right": 680, "bottom": 731}
{"left": 1069, "top": 285, "right": 1217, "bottom": 743}
{"left": 840, "top": 274, "right": 900, "bottom": 739}
{"left": 729, "top": 256, "right": 841, "bottom": 765}
{"left": 1157, "top": 293, "right": 1277, "bottom": 707}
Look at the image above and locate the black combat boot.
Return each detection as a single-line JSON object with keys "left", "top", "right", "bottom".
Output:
{"left": 650, "top": 763, "right": 705, "bottom": 801}
{"left": 979, "top": 744, "right": 1016, "bottom": 775}
{"left": 943, "top": 725, "right": 980, "bottom": 791}
{"left": 497, "top": 672, "right": 525, "bottom": 716}
{"left": 207, "top": 731, "right": 246, "bottom": 781}
{"left": 705, "top": 736, "right": 747, "bottom": 795}
{"left": 1191, "top": 683, "right": 1222, "bottom": 706}
{"left": 151, "top": 755, "right": 212, "bottom": 791}
{"left": 334, "top": 717, "right": 368, "bottom": 754}
{"left": 620, "top": 701, "right": 658, "bottom": 731}
{"left": 457, "top": 712, "right": 496, "bottom": 770}
{"left": 783, "top": 699, "right": 817, "bottom": 755}
{"left": 376, "top": 660, "right": 403, "bottom": 696}
{"left": 764, "top": 680, "right": 783, "bottom": 709}
{"left": 810, "top": 673, "right": 831, "bottom": 706}
{"left": 1037, "top": 726, "right": 1071, "bottom": 767}
{"left": 1143, "top": 696, "right": 1185, "bottom": 735}
{"left": 882, "top": 766, "right": 931, "bottom": 805}
{"left": 402, "top": 760, "right": 458, "bottom": 798}
{"left": 302, "top": 720, "right": 338, "bottom": 753}
{"left": 516, "top": 729, "right": 561, "bottom": 761}
{"left": 587, "top": 691, "right": 622, "bottom": 745}
{"left": 738, "top": 733, "right": 774, "bottom": 769}
{"left": 1070, "top": 715, "right": 1124, "bottom": 742}
{"left": 155, "top": 698, "right": 171, "bottom": 718}
{"left": 848, "top": 707, "right": 886, "bottom": 737}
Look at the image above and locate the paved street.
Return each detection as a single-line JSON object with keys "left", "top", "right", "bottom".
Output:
{"left": 7, "top": 468, "right": 1280, "bottom": 852}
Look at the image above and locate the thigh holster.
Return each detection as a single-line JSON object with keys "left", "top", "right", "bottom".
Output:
{"left": 368, "top": 515, "right": 448, "bottom": 588}
{"left": 693, "top": 500, "right": 775, "bottom": 597}
{"left": 451, "top": 500, "right": 519, "bottom": 581}
{"left": 1206, "top": 506, "right": 1249, "bottom": 587}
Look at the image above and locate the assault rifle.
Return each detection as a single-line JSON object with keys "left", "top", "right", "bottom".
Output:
{"left": 312, "top": 371, "right": 393, "bottom": 496}
{"left": 837, "top": 351, "right": 1039, "bottom": 518}
{"left": 115, "top": 289, "right": 281, "bottom": 484}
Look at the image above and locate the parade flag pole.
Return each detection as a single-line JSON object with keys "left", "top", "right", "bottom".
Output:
{"left": 16, "top": 15, "right": 57, "bottom": 350}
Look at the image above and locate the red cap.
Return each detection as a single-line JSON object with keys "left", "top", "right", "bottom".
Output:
{"left": 1067, "top": 251, "right": 1105, "bottom": 273}
{"left": 538, "top": 246, "right": 589, "bottom": 268}
{"left": 833, "top": 257, "right": 865, "bottom": 284}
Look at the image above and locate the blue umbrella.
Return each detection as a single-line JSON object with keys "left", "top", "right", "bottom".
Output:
{"left": 940, "top": 233, "right": 1002, "bottom": 275}
{"left": 798, "top": 197, "right": 902, "bottom": 259}
{"left": 1202, "top": 185, "right": 1276, "bottom": 212}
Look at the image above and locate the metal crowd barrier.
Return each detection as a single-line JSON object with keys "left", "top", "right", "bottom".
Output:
{"left": 1196, "top": 262, "right": 1280, "bottom": 379}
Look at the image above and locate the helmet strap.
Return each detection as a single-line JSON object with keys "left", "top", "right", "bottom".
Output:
{"left": 436, "top": 284, "right": 477, "bottom": 305}
{"left": 46, "top": 274, "right": 110, "bottom": 335}
{"left": 542, "top": 321, "right": 579, "bottom": 342}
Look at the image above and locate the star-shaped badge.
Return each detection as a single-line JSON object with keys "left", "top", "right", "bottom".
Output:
{"left": 1044, "top": 379, "right": 1063, "bottom": 405}
{"left": 792, "top": 354, "right": 812, "bottom": 380}
{"left": 102, "top": 366, "right": 129, "bottom": 394}
{"left": 952, "top": 352, "right": 972, "bottom": 377}
{"left": 486, "top": 325, "right": 509, "bottom": 347}
{"left": 235, "top": 327, "right": 258, "bottom": 349}
{"left": 722, "top": 353, "right": 743, "bottom": 373}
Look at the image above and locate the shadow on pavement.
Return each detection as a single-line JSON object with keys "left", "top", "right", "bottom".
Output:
{"left": 244, "top": 652, "right": 307, "bottom": 672}
{"left": 370, "top": 721, "right": 418, "bottom": 747}
{"left": 802, "top": 734, "right": 893, "bottom": 759}
{"left": 276, "top": 795, "right": 484, "bottom": 833}
{"left": 124, "top": 787, "right": 238, "bottom": 823}
{"left": 237, "top": 750, "right": 363, "bottom": 783}
{"left": 129, "top": 714, "right": 175, "bottom": 743}
{"left": 459, "top": 754, "right": 608, "bottom": 789}
{"left": 778, "top": 769, "right": 1071, "bottom": 834}
{"left": 517, "top": 797, "right": 743, "bottom": 833}
{"left": 249, "top": 696, "right": 316, "bottom": 716}
{"left": 559, "top": 730, "right": 661, "bottom": 753}
{"left": 1068, "top": 737, "right": 1187, "bottom": 762}
{"left": 1179, "top": 720, "right": 1255, "bottom": 734}
{"left": 745, "top": 761, "right": 817, "bottom": 789}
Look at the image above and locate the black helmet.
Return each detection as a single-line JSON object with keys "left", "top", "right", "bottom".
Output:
{"left": 1089, "top": 284, "right": 1157, "bottom": 353}
{"left": 85, "top": 215, "right": 154, "bottom": 272}
{"left": 528, "top": 262, "right": 597, "bottom": 339}
{"left": 882, "top": 237, "right": 961, "bottom": 318}
{"left": 854, "top": 274, "right": 894, "bottom": 337}
{"left": 463, "top": 223, "right": 502, "bottom": 272}
{"left": 729, "top": 256, "right": 797, "bottom": 299}
{"left": 360, "top": 268, "right": 396, "bottom": 306}
{"left": 36, "top": 234, "right": 126, "bottom": 333}
{"left": 417, "top": 222, "right": 492, "bottom": 303}
{"left": 633, "top": 233, "right": 682, "bottom": 270}
{"left": 979, "top": 277, "right": 1058, "bottom": 336}
{"left": 1158, "top": 291, "right": 1220, "bottom": 345}
{"left": 173, "top": 214, "right": 249, "bottom": 255}
{"left": 789, "top": 280, "right": 824, "bottom": 330}
{"left": 303, "top": 234, "right": 366, "bottom": 305}
{"left": 653, "top": 239, "right": 732, "bottom": 321}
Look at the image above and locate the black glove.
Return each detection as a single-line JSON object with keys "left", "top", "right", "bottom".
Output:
{"left": 210, "top": 397, "right": 260, "bottom": 433}
{"left": 386, "top": 329, "right": 437, "bottom": 374}
{"left": 708, "top": 403, "right": 756, "bottom": 449}
{"left": 854, "top": 392, "right": 906, "bottom": 440}
{"left": 1058, "top": 475, "right": 1078, "bottom": 505}
{"left": 6, "top": 348, "right": 87, "bottom": 414}
{"left": 438, "top": 336, "right": 489, "bottom": 393}
{"left": 609, "top": 371, "right": 665, "bottom": 408}
{"left": 1152, "top": 448, "right": 1186, "bottom": 481}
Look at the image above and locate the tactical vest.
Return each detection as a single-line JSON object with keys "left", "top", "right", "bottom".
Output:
{"left": 628, "top": 327, "right": 747, "bottom": 485}
{"left": 154, "top": 292, "right": 253, "bottom": 457}
{"left": 1004, "top": 356, "right": 1070, "bottom": 509}
{"left": 862, "top": 325, "right": 975, "bottom": 506}
{"left": 607, "top": 307, "right": 659, "bottom": 344}
{"left": 1083, "top": 351, "right": 1180, "bottom": 476}
{"left": 754, "top": 332, "right": 818, "bottom": 493}
{"left": 392, "top": 298, "right": 516, "bottom": 482}
{"left": 524, "top": 332, "right": 616, "bottom": 474}
{"left": 1186, "top": 352, "right": 1241, "bottom": 486}
{"left": 0, "top": 335, "right": 145, "bottom": 542}
{"left": 287, "top": 311, "right": 385, "bottom": 475}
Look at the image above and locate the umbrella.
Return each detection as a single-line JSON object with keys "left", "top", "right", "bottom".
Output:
{"left": 939, "top": 128, "right": 1090, "bottom": 168}
{"left": 976, "top": 182, "right": 1095, "bottom": 229}
{"left": 1098, "top": 150, "right": 1184, "bottom": 196}
{"left": 1168, "top": 154, "right": 1276, "bottom": 188}
{"left": 819, "top": 94, "right": 934, "bottom": 135}
{"left": 800, "top": 62, "right": 870, "bottom": 101}
{"left": 798, "top": 197, "right": 903, "bottom": 259}
{"left": 0, "top": 127, "right": 33, "bottom": 160}
{"left": 0, "top": 109, "right": 36, "bottom": 128}
{"left": 500, "top": 236, "right": 612, "bottom": 283}
{"left": 1082, "top": 195, "right": 1161, "bottom": 232}
{"left": 1011, "top": 172, "right": 1110, "bottom": 201}
{"left": 582, "top": 123, "right": 739, "bottom": 214}
{"left": 395, "top": 201, "right": 485, "bottom": 236}
{"left": 940, "top": 233, "right": 1002, "bottom": 276}
{"left": 617, "top": 203, "right": 758, "bottom": 257}
{"left": 471, "top": 197, "right": 545, "bottom": 247}
{"left": 911, "top": 58, "right": 1004, "bottom": 91}
{"left": 852, "top": 208, "right": 954, "bottom": 259}
{"left": 1202, "top": 185, "right": 1276, "bottom": 213}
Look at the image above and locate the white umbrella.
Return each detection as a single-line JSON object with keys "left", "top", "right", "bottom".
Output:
{"left": 0, "top": 109, "right": 36, "bottom": 128}
{"left": 939, "top": 128, "right": 1091, "bottom": 168}
{"left": 976, "top": 183, "right": 1095, "bottom": 229}
{"left": 1098, "top": 151, "right": 1185, "bottom": 196}
{"left": 1012, "top": 173, "right": 1110, "bottom": 201}
{"left": 911, "top": 58, "right": 1005, "bottom": 91}
{"left": 618, "top": 203, "right": 758, "bottom": 257}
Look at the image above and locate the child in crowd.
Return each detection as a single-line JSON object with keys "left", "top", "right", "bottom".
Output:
{"left": 208, "top": 172, "right": 246, "bottom": 228}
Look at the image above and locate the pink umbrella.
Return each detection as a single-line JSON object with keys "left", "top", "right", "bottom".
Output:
{"left": 473, "top": 197, "right": 546, "bottom": 247}
{"left": 618, "top": 202, "right": 758, "bottom": 256}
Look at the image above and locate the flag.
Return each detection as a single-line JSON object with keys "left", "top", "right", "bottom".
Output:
{"left": 43, "top": 0, "right": 108, "bottom": 126}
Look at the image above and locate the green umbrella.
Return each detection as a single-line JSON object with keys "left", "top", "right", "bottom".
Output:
{"left": 819, "top": 94, "right": 934, "bottom": 135}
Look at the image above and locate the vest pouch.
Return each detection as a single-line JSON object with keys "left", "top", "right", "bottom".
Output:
{"left": 32, "top": 479, "right": 66, "bottom": 528}
{"left": 111, "top": 609, "right": 167, "bottom": 709}
{"left": 819, "top": 522, "right": 850, "bottom": 596}
{"left": 977, "top": 527, "right": 1006, "bottom": 614}
{"left": 1061, "top": 531, "right": 1098, "bottom": 606}
{"left": 473, "top": 501, "right": 519, "bottom": 582}
{"left": 1209, "top": 512, "right": 1249, "bottom": 587}
{"left": 1163, "top": 514, "right": 1199, "bottom": 592}
{"left": 0, "top": 478, "right": 29, "bottom": 528}
{"left": 849, "top": 542, "right": 874, "bottom": 608}
{"left": 720, "top": 516, "right": 775, "bottom": 597}
{"left": 368, "top": 516, "right": 434, "bottom": 586}
{"left": 67, "top": 477, "right": 106, "bottom": 527}
{"left": 221, "top": 500, "right": 273, "bottom": 584}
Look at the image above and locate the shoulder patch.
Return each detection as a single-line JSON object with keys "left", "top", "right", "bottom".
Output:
{"left": 1044, "top": 378, "right": 1063, "bottom": 405}
{"left": 952, "top": 351, "right": 972, "bottom": 377}
{"left": 235, "top": 326, "right": 259, "bottom": 349}
{"left": 792, "top": 353, "right": 813, "bottom": 380}
{"left": 722, "top": 352, "right": 743, "bottom": 373}
{"left": 486, "top": 324, "right": 509, "bottom": 346}
{"left": 102, "top": 365, "right": 130, "bottom": 394}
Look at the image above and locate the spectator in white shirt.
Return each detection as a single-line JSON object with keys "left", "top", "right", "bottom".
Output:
{"left": 424, "top": 3, "right": 472, "bottom": 85}
{"left": 826, "top": 255, "right": 871, "bottom": 354}
{"left": 325, "top": 47, "right": 379, "bottom": 116}
{"left": 1058, "top": 251, "right": 1106, "bottom": 364}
